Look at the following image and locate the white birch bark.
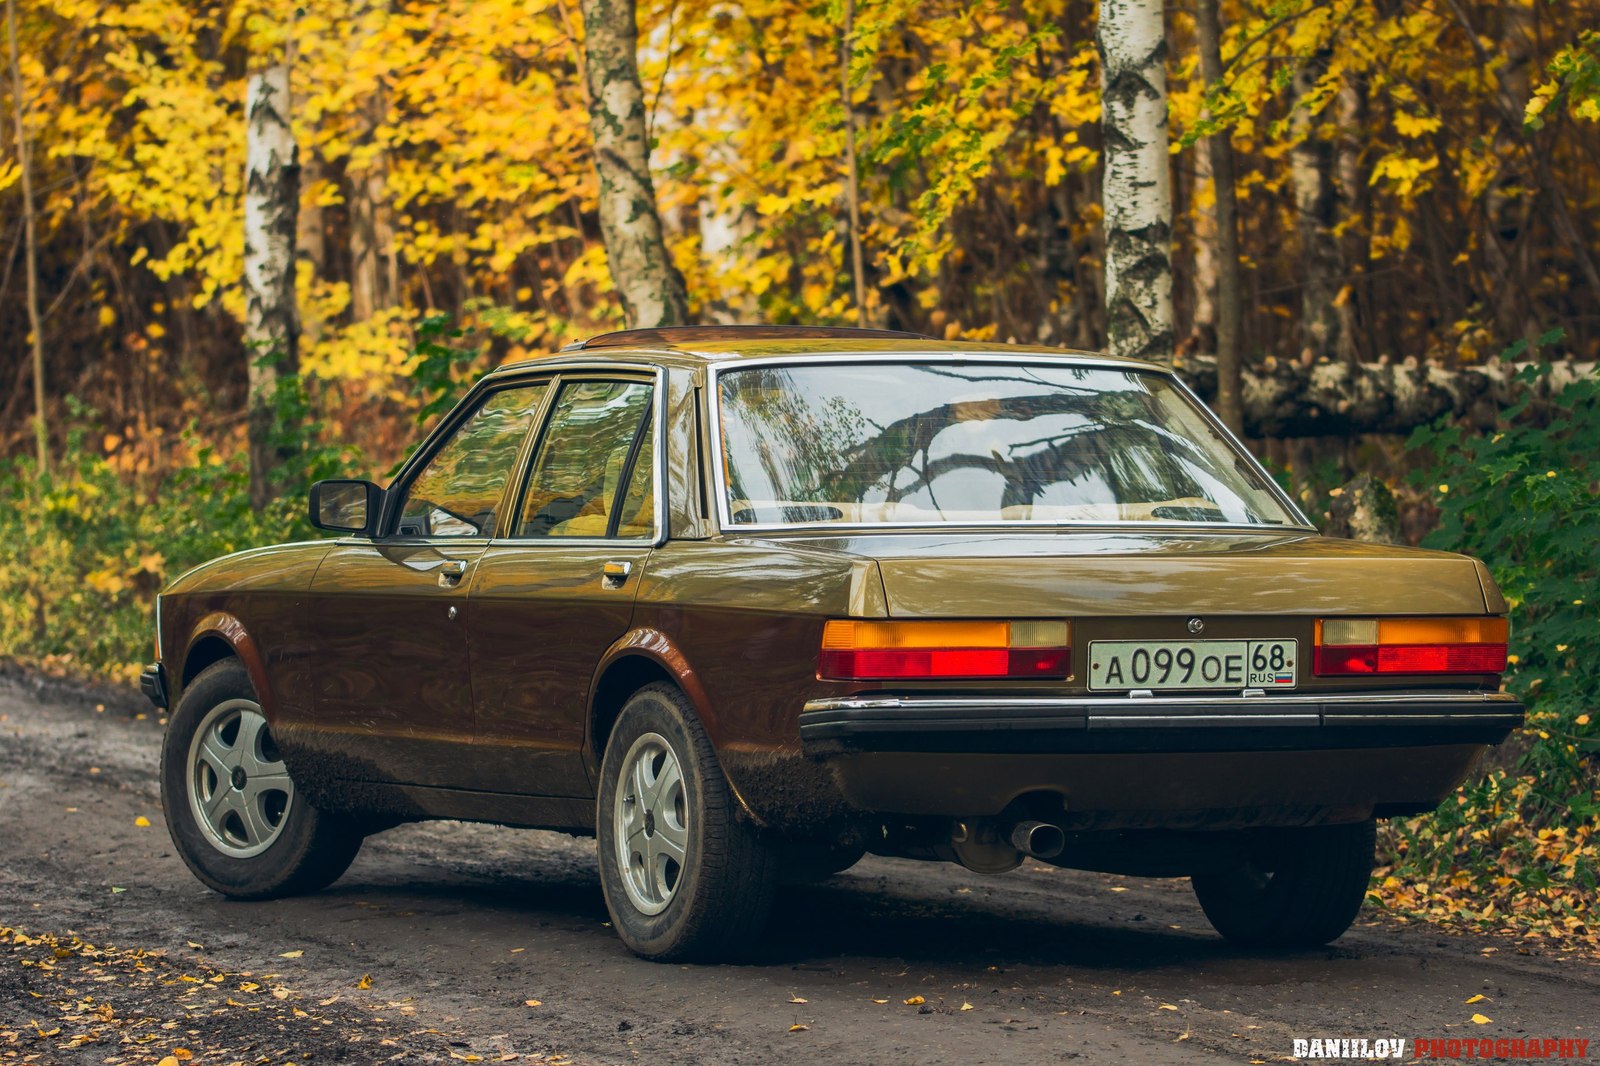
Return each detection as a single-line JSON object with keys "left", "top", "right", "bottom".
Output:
{"left": 1097, "top": 0, "right": 1173, "bottom": 363}
{"left": 580, "top": 0, "right": 689, "bottom": 328}
{"left": 244, "top": 64, "right": 300, "bottom": 510}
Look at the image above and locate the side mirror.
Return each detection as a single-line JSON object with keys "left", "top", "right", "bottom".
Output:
{"left": 309, "top": 479, "right": 383, "bottom": 535}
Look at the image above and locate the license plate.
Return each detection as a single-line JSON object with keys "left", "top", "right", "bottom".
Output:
{"left": 1087, "top": 639, "right": 1298, "bottom": 691}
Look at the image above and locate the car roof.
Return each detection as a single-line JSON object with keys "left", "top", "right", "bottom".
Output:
{"left": 488, "top": 325, "right": 1169, "bottom": 378}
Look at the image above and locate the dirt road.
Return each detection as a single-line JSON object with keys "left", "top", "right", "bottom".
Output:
{"left": 1, "top": 675, "right": 1594, "bottom": 1064}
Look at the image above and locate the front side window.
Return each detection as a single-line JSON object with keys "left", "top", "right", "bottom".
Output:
{"left": 395, "top": 384, "right": 548, "bottom": 537}
{"left": 716, "top": 363, "right": 1299, "bottom": 527}
{"left": 517, "top": 380, "right": 655, "bottom": 538}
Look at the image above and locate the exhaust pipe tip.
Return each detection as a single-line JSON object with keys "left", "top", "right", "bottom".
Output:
{"left": 1010, "top": 820, "right": 1065, "bottom": 860}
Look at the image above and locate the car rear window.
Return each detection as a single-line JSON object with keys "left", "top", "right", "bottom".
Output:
{"left": 715, "top": 362, "right": 1300, "bottom": 528}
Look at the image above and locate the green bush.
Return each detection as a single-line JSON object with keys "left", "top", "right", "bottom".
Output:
{"left": 1375, "top": 338, "right": 1598, "bottom": 945}
{"left": 0, "top": 378, "right": 354, "bottom": 685}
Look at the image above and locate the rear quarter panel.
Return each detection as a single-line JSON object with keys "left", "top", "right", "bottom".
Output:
{"left": 627, "top": 539, "right": 885, "bottom": 831}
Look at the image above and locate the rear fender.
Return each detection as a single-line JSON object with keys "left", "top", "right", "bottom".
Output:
{"left": 586, "top": 628, "right": 773, "bottom": 821}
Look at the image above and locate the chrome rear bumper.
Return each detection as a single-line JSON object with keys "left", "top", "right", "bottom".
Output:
{"left": 799, "top": 690, "right": 1523, "bottom": 754}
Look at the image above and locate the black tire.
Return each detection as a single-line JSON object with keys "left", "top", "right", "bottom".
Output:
{"left": 1191, "top": 819, "right": 1376, "bottom": 948}
{"left": 596, "top": 682, "right": 778, "bottom": 961}
{"left": 160, "top": 659, "right": 363, "bottom": 900}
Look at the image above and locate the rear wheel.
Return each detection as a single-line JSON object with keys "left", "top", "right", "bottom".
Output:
{"left": 596, "top": 682, "right": 778, "bottom": 960}
{"left": 1190, "top": 820, "right": 1376, "bottom": 948}
{"left": 160, "top": 659, "right": 363, "bottom": 900}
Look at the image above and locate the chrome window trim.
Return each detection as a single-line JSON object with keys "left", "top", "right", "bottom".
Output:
{"left": 383, "top": 374, "right": 565, "bottom": 539}
{"left": 705, "top": 353, "right": 1317, "bottom": 535}
{"left": 497, "top": 365, "right": 668, "bottom": 548}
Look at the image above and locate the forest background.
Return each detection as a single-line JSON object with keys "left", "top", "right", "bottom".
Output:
{"left": 0, "top": 0, "right": 1596, "bottom": 952}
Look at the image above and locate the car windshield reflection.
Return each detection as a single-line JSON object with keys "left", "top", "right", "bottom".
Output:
{"left": 715, "top": 362, "right": 1301, "bottom": 528}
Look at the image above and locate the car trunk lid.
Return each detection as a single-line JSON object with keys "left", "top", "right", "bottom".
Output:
{"left": 767, "top": 531, "right": 1489, "bottom": 618}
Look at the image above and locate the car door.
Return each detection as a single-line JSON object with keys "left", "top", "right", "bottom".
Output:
{"left": 304, "top": 380, "right": 551, "bottom": 789}
{"left": 469, "top": 372, "right": 661, "bottom": 797}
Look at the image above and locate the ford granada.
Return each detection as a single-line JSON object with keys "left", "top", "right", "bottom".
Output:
{"left": 144, "top": 325, "right": 1522, "bottom": 960}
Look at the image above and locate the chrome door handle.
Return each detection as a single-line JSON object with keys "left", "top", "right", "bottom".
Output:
{"left": 438, "top": 559, "right": 468, "bottom": 586}
{"left": 602, "top": 560, "right": 632, "bottom": 588}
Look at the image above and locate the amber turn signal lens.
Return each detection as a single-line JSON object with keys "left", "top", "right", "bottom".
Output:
{"left": 1313, "top": 616, "right": 1508, "bottom": 676}
{"left": 819, "top": 619, "right": 1071, "bottom": 680}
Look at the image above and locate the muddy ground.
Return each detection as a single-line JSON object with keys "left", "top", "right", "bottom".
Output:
{"left": 0, "top": 674, "right": 1594, "bottom": 1065}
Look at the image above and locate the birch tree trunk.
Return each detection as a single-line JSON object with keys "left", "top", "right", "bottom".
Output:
{"left": 579, "top": 0, "right": 689, "bottom": 329}
{"left": 349, "top": 2, "right": 394, "bottom": 323}
{"left": 1336, "top": 79, "right": 1369, "bottom": 365}
{"left": 349, "top": 152, "right": 394, "bottom": 322}
{"left": 1290, "top": 49, "right": 1351, "bottom": 365}
{"left": 1097, "top": 0, "right": 1173, "bottom": 363}
{"left": 6, "top": 0, "right": 47, "bottom": 473}
{"left": 1195, "top": 0, "right": 1242, "bottom": 433}
{"left": 841, "top": 0, "right": 868, "bottom": 328}
{"left": 244, "top": 65, "right": 300, "bottom": 512}
{"left": 1188, "top": 142, "right": 1217, "bottom": 348}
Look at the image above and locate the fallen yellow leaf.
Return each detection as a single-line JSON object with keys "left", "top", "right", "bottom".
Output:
{"left": 358, "top": 974, "right": 373, "bottom": 990}
{"left": 1471, "top": 1013, "right": 1492, "bottom": 1024}
{"left": 157, "top": 1058, "right": 179, "bottom": 1066}
{"left": 904, "top": 995, "right": 925, "bottom": 1006}
{"left": 1465, "top": 994, "right": 1487, "bottom": 1004}
{"left": 789, "top": 996, "right": 808, "bottom": 1003}
{"left": 1160, "top": 1004, "right": 1179, "bottom": 1011}
{"left": 280, "top": 950, "right": 303, "bottom": 959}
{"left": 960, "top": 1001, "right": 974, "bottom": 1011}
{"left": 134, "top": 816, "right": 151, "bottom": 827}
{"left": 524, "top": 999, "right": 542, "bottom": 1007}
{"left": 173, "top": 1052, "right": 193, "bottom": 1061}
{"left": 186, "top": 941, "right": 203, "bottom": 950}
{"left": 789, "top": 1024, "right": 809, "bottom": 1033}
{"left": 872, "top": 998, "right": 888, "bottom": 1004}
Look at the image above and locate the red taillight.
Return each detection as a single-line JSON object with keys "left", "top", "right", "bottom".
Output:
{"left": 1314, "top": 618, "right": 1508, "bottom": 676}
{"left": 819, "top": 620, "right": 1071, "bottom": 681}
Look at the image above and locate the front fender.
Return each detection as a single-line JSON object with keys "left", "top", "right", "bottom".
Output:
{"left": 178, "top": 612, "right": 275, "bottom": 719}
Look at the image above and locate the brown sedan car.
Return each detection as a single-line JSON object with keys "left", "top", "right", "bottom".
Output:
{"left": 145, "top": 325, "right": 1521, "bottom": 960}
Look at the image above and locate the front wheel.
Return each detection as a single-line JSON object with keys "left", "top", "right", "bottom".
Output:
{"left": 596, "top": 683, "right": 778, "bottom": 961}
{"left": 160, "top": 659, "right": 363, "bottom": 900}
{"left": 1190, "top": 819, "right": 1376, "bottom": 948}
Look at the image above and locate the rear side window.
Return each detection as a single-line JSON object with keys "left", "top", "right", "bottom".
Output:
{"left": 395, "top": 384, "right": 548, "bottom": 537}
{"left": 517, "top": 380, "right": 655, "bottom": 539}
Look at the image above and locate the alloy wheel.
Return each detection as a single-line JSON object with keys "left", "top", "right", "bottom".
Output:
{"left": 613, "top": 731, "right": 689, "bottom": 915}
{"left": 185, "top": 698, "right": 295, "bottom": 858}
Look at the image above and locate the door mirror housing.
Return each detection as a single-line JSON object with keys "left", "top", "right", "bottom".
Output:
{"left": 309, "top": 479, "right": 383, "bottom": 535}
